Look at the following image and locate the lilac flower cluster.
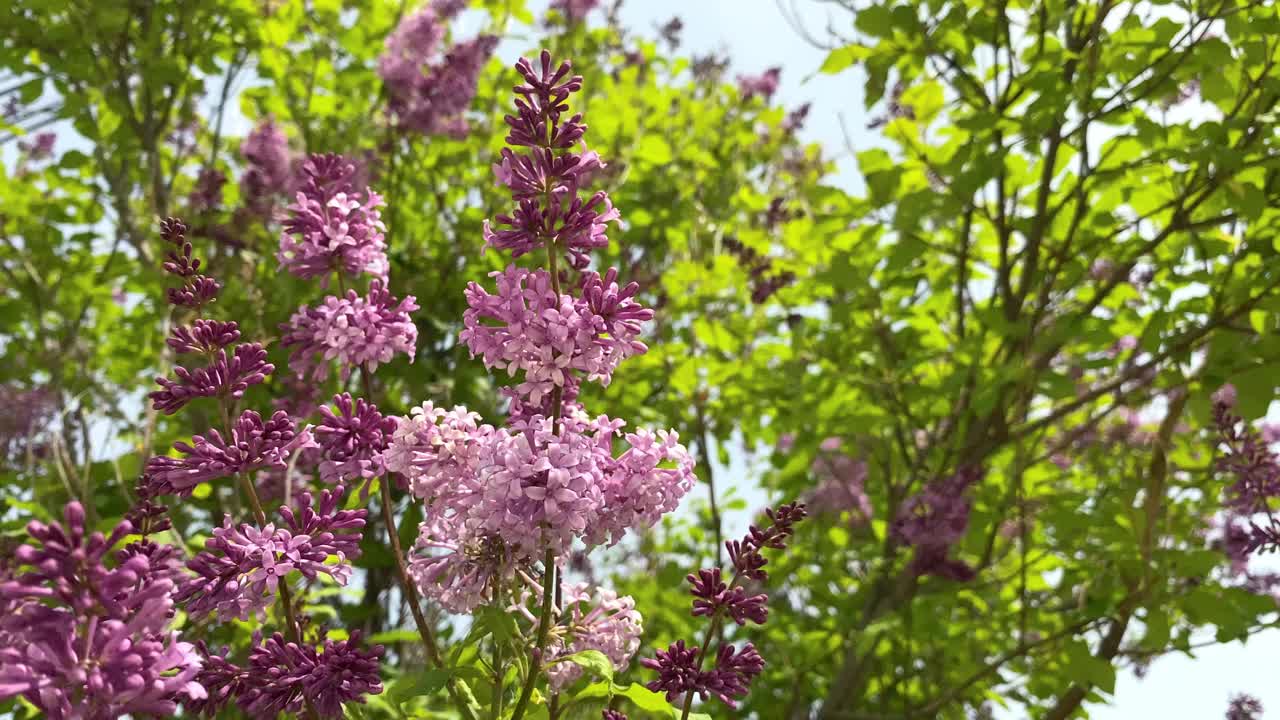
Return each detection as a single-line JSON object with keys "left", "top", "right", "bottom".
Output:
{"left": 737, "top": 67, "right": 780, "bottom": 101}
{"left": 190, "top": 632, "right": 383, "bottom": 718}
{"left": 278, "top": 153, "right": 389, "bottom": 281}
{"left": 148, "top": 219, "right": 275, "bottom": 415}
{"left": 513, "top": 582, "right": 643, "bottom": 690}
{"left": 144, "top": 409, "right": 315, "bottom": 497}
{"left": 385, "top": 401, "right": 694, "bottom": 610}
{"left": 1211, "top": 384, "right": 1280, "bottom": 558}
{"left": 177, "top": 485, "right": 365, "bottom": 621}
{"left": 890, "top": 466, "right": 982, "bottom": 581}
{"left": 315, "top": 392, "right": 397, "bottom": 491}
{"left": 0, "top": 383, "right": 55, "bottom": 464}
{"left": 281, "top": 279, "right": 419, "bottom": 381}
{"left": 643, "top": 503, "right": 806, "bottom": 709}
{"left": 240, "top": 118, "right": 293, "bottom": 215}
{"left": 804, "top": 437, "right": 873, "bottom": 525}
{"left": 1227, "top": 693, "right": 1263, "bottom": 720}
{"left": 378, "top": 1, "right": 498, "bottom": 137}
{"left": 384, "top": 53, "right": 696, "bottom": 629}
{"left": 0, "top": 503, "right": 206, "bottom": 718}
{"left": 550, "top": 0, "right": 601, "bottom": 23}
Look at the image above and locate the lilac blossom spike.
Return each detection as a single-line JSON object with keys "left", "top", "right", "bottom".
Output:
{"left": 143, "top": 409, "right": 314, "bottom": 497}
{"left": 281, "top": 280, "right": 419, "bottom": 381}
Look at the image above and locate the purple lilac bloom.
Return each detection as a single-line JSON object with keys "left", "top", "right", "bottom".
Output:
{"left": 281, "top": 280, "right": 419, "bottom": 381}
{"left": 644, "top": 504, "right": 804, "bottom": 708}
{"left": 529, "top": 583, "right": 643, "bottom": 690}
{"left": 461, "top": 266, "right": 648, "bottom": 407}
{"left": 177, "top": 485, "right": 365, "bottom": 621}
{"left": 167, "top": 319, "right": 242, "bottom": 354}
{"left": 550, "top": 0, "right": 600, "bottom": 23}
{"left": 159, "top": 217, "right": 221, "bottom": 308}
{"left": 0, "top": 503, "right": 205, "bottom": 718}
{"left": 482, "top": 52, "right": 619, "bottom": 266}
{"left": 190, "top": 166, "right": 227, "bottom": 212}
{"left": 150, "top": 342, "right": 274, "bottom": 414}
{"left": 278, "top": 153, "right": 389, "bottom": 281}
{"left": 602, "top": 710, "right": 629, "bottom": 720}
{"left": 737, "top": 67, "right": 781, "bottom": 101}
{"left": 1227, "top": 693, "right": 1264, "bottom": 720}
{"left": 0, "top": 384, "right": 55, "bottom": 464}
{"left": 378, "top": 4, "right": 498, "bottom": 137}
{"left": 890, "top": 466, "right": 982, "bottom": 581}
{"left": 143, "top": 409, "right": 315, "bottom": 497}
{"left": 806, "top": 439, "right": 873, "bottom": 525}
{"left": 236, "top": 632, "right": 383, "bottom": 719}
{"left": 240, "top": 118, "right": 292, "bottom": 214}
{"left": 18, "top": 131, "right": 56, "bottom": 160}
{"left": 315, "top": 393, "right": 397, "bottom": 491}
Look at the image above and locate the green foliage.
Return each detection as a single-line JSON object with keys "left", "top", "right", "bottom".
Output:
{"left": 3, "top": 0, "right": 1279, "bottom": 718}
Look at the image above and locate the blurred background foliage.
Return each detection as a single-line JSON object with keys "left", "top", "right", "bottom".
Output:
{"left": 3, "top": 0, "right": 1280, "bottom": 717}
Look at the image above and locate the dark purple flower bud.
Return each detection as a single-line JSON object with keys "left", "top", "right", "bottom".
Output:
{"left": 704, "top": 643, "right": 765, "bottom": 707}
{"left": 315, "top": 393, "right": 396, "bottom": 490}
{"left": 782, "top": 103, "right": 810, "bottom": 134}
{"left": 159, "top": 217, "right": 222, "bottom": 307}
{"left": 687, "top": 568, "right": 768, "bottom": 625}
{"left": 641, "top": 640, "right": 703, "bottom": 702}
{"left": 602, "top": 710, "right": 629, "bottom": 720}
{"left": 505, "top": 51, "right": 585, "bottom": 149}
{"left": 186, "top": 642, "right": 247, "bottom": 716}
{"left": 659, "top": 17, "right": 683, "bottom": 46}
{"left": 1214, "top": 398, "right": 1280, "bottom": 520}
{"left": 1227, "top": 693, "right": 1263, "bottom": 720}
{"left": 143, "top": 409, "right": 314, "bottom": 497}
{"left": 237, "top": 632, "right": 383, "bottom": 718}
{"left": 167, "top": 319, "right": 242, "bottom": 354}
{"left": 150, "top": 343, "right": 274, "bottom": 414}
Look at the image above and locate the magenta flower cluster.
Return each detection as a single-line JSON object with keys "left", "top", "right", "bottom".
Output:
{"left": 385, "top": 401, "right": 694, "bottom": 610}
{"left": 148, "top": 219, "right": 272, "bottom": 416}
{"left": 281, "top": 279, "right": 419, "bottom": 381}
{"left": 177, "top": 485, "right": 366, "bottom": 621}
{"left": 383, "top": 51, "right": 696, "bottom": 631}
{"left": 890, "top": 466, "right": 982, "bottom": 581}
{"left": 643, "top": 503, "right": 806, "bottom": 709}
{"left": 240, "top": 118, "right": 293, "bottom": 214}
{"left": 1212, "top": 385, "right": 1280, "bottom": 557}
{"left": 0, "top": 503, "right": 206, "bottom": 718}
{"left": 378, "top": 0, "right": 498, "bottom": 137}
{"left": 144, "top": 409, "right": 315, "bottom": 497}
{"left": 278, "top": 153, "right": 389, "bottom": 282}
{"left": 190, "top": 632, "right": 383, "bottom": 718}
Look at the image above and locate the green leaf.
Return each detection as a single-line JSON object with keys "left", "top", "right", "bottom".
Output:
{"left": 553, "top": 649, "right": 613, "bottom": 683}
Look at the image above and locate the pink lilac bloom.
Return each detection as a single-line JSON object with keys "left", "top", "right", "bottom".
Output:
{"left": 890, "top": 467, "right": 982, "bottom": 581}
{"left": 461, "top": 266, "right": 648, "bottom": 407}
{"left": 278, "top": 153, "right": 389, "bottom": 281}
{"left": 524, "top": 583, "right": 642, "bottom": 690}
{"left": 177, "top": 486, "right": 365, "bottom": 622}
{"left": 737, "top": 67, "right": 781, "bottom": 101}
{"left": 383, "top": 401, "right": 694, "bottom": 588}
{"left": 281, "top": 280, "right": 419, "bottom": 381}
{"left": 234, "top": 632, "right": 383, "bottom": 719}
{"left": 378, "top": 4, "right": 497, "bottom": 137}
{"left": 0, "top": 384, "right": 55, "bottom": 464}
{"left": 550, "top": 0, "right": 600, "bottom": 23}
{"left": 807, "top": 443, "right": 873, "bottom": 525}
{"left": 240, "top": 118, "right": 292, "bottom": 213}
{"left": 143, "top": 409, "right": 315, "bottom": 497}
{"left": 0, "top": 503, "right": 206, "bottom": 718}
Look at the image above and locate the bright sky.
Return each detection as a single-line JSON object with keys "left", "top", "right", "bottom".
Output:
{"left": 572, "top": 0, "right": 1279, "bottom": 717}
